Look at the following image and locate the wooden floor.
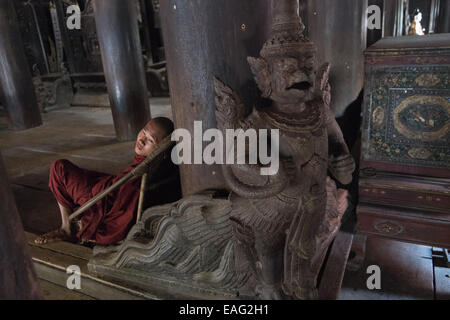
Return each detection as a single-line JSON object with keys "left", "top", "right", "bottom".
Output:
{"left": 29, "top": 230, "right": 450, "bottom": 300}
{"left": 2, "top": 104, "right": 449, "bottom": 300}
{"left": 340, "top": 236, "right": 450, "bottom": 300}
{"left": 39, "top": 279, "right": 95, "bottom": 300}
{"left": 26, "top": 231, "right": 162, "bottom": 300}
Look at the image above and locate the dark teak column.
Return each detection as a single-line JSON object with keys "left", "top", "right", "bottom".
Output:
{"left": 300, "top": 0, "right": 368, "bottom": 116}
{"left": 93, "top": 0, "right": 150, "bottom": 141}
{"left": 0, "top": 151, "right": 42, "bottom": 299}
{"left": 0, "top": 0, "right": 42, "bottom": 130}
{"left": 160, "top": 0, "right": 272, "bottom": 195}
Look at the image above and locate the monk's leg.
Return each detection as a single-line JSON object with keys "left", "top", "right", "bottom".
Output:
{"left": 58, "top": 202, "right": 71, "bottom": 234}
{"left": 34, "top": 159, "right": 107, "bottom": 244}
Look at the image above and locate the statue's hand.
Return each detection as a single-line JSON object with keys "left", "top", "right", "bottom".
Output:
{"left": 336, "top": 188, "right": 349, "bottom": 216}
{"left": 280, "top": 157, "right": 296, "bottom": 179}
{"left": 316, "top": 62, "right": 331, "bottom": 108}
{"left": 329, "top": 154, "right": 355, "bottom": 185}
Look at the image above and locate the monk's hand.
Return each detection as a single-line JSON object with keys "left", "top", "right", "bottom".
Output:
{"left": 329, "top": 153, "right": 355, "bottom": 185}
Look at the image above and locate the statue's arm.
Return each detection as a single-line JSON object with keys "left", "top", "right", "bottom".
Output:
{"left": 326, "top": 110, "right": 355, "bottom": 185}
{"left": 318, "top": 63, "right": 355, "bottom": 185}
{"left": 214, "top": 77, "right": 290, "bottom": 198}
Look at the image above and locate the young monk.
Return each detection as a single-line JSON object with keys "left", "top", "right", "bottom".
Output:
{"left": 35, "top": 117, "right": 174, "bottom": 245}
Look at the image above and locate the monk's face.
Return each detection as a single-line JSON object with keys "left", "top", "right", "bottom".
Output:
{"left": 134, "top": 121, "right": 165, "bottom": 157}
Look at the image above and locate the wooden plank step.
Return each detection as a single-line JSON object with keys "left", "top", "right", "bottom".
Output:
{"left": 434, "top": 267, "right": 450, "bottom": 300}
{"left": 25, "top": 231, "right": 92, "bottom": 261}
{"left": 26, "top": 232, "right": 160, "bottom": 300}
{"left": 39, "top": 279, "right": 95, "bottom": 300}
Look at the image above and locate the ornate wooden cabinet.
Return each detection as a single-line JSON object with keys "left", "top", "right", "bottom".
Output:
{"left": 357, "top": 34, "right": 450, "bottom": 248}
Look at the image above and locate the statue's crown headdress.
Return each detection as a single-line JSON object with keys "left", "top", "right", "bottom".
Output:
{"left": 260, "top": 0, "right": 316, "bottom": 59}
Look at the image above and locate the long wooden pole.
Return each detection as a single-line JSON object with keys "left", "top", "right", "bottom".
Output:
{"left": 68, "top": 136, "right": 174, "bottom": 222}
{"left": 136, "top": 173, "right": 148, "bottom": 223}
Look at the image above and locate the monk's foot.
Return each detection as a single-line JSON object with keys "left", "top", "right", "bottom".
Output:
{"left": 34, "top": 228, "right": 77, "bottom": 244}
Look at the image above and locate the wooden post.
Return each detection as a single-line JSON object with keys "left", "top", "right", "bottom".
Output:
{"left": 0, "top": 151, "right": 42, "bottom": 299}
{"left": 437, "top": 0, "right": 450, "bottom": 33}
{"left": 159, "top": 0, "right": 272, "bottom": 195}
{"left": 0, "top": 0, "right": 42, "bottom": 130}
{"left": 318, "top": 231, "right": 354, "bottom": 299}
{"left": 93, "top": 0, "right": 151, "bottom": 142}
{"left": 300, "top": 0, "right": 368, "bottom": 116}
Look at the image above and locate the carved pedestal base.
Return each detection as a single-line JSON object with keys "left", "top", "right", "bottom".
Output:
{"left": 88, "top": 189, "right": 348, "bottom": 300}
{"left": 88, "top": 194, "right": 257, "bottom": 299}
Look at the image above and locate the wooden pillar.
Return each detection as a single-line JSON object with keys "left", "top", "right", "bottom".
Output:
{"left": 300, "top": 0, "right": 368, "bottom": 116}
{"left": 93, "top": 0, "right": 151, "bottom": 142}
{"left": 54, "top": 0, "right": 77, "bottom": 73}
{"left": 160, "top": 0, "right": 272, "bottom": 195}
{"left": 0, "top": 151, "right": 42, "bottom": 299}
{"left": 382, "top": 0, "right": 402, "bottom": 37}
{"left": 437, "top": 0, "right": 450, "bottom": 34}
{"left": 0, "top": 0, "right": 42, "bottom": 130}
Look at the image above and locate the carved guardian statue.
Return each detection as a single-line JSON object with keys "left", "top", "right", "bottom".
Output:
{"left": 213, "top": 0, "right": 355, "bottom": 299}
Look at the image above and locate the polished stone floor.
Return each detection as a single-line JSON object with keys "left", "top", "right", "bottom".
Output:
{"left": 0, "top": 101, "right": 448, "bottom": 300}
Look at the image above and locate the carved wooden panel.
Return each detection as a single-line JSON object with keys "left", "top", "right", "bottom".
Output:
{"left": 14, "top": 0, "right": 53, "bottom": 75}
{"left": 358, "top": 34, "right": 450, "bottom": 249}
{"left": 361, "top": 34, "right": 450, "bottom": 177}
{"left": 64, "top": 0, "right": 103, "bottom": 73}
{"left": 357, "top": 204, "right": 450, "bottom": 247}
{"left": 362, "top": 65, "right": 450, "bottom": 169}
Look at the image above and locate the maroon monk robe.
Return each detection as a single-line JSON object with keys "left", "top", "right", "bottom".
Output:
{"left": 48, "top": 155, "right": 146, "bottom": 245}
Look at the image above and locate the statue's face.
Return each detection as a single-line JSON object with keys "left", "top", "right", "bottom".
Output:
{"left": 269, "top": 54, "right": 315, "bottom": 104}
